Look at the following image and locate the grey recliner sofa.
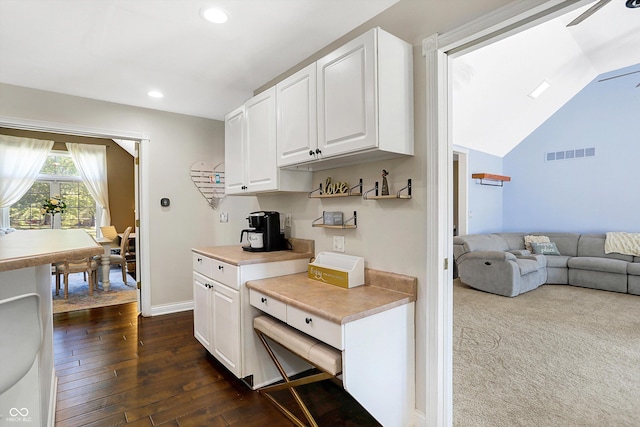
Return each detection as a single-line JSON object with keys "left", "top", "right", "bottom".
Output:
{"left": 453, "top": 232, "right": 640, "bottom": 297}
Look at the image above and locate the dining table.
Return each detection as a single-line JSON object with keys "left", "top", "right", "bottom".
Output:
{"left": 97, "top": 231, "right": 136, "bottom": 291}
{"left": 95, "top": 237, "right": 116, "bottom": 291}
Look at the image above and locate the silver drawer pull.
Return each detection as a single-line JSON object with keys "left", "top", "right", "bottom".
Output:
{"left": 261, "top": 297, "right": 267, "bottom": 303}
{"left": 305, "top": 317, "right": 312, "bottom": 324}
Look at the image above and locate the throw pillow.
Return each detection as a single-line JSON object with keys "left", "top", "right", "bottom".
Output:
{"left": 531, "top": 241, "right": 561, "bottom": 256}
{"left": 524, "top": 235, "right": 550, "bottom": 252}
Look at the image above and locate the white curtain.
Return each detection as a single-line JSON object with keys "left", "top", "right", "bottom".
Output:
{"left": 0, "top": 135, "right": 54, "bottom": 227}
{"left": 65, "top": 143, "right": 111, "bottom": 228}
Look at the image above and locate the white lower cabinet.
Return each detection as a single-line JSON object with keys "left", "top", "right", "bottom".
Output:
{"left": 249, "top": 287, "right": 415, "bottom": 427}
{"left": 193, "top": 272, "right": 212, "bottom": 350}
{"left": 211, "top": 281, "right": 240, "bottom": 373}
{"left": 193, "top": 271, "right": 240, "bottom": 376}
{"left": 192, "top": 252, "right": 310, "bottom": 388}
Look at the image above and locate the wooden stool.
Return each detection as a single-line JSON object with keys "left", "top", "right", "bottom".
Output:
{"left": 254, "top": 315, "right": 342, "bottom": 427}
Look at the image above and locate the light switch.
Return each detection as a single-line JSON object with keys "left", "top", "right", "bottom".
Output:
{"left": 333, "top": 236, "right": 345, "bottom": 253}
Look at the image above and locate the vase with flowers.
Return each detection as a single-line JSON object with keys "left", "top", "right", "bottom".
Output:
{"left": 41, "top": 195, "right": 67, "bottom": 229}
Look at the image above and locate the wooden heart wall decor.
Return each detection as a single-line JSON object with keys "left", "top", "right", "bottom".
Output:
{"left": 190, "top": 161, "right": 226, "bottom": 209}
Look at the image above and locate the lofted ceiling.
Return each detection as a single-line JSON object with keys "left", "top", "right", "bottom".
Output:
{"left": 0, "top": 0, "right": 399, "bottom": 120}
{"left": 453, "top": 0, "right": 640, "bottom": 157}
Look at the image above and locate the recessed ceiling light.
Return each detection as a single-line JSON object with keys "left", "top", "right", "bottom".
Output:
{"left": 201, "top": 7, "right": 229, "bottom": 24}
{"left": 528, "top": 80, "right": 550, "bottom": 99}
{"left": 148, "top": 90, "right": 164, "bottom": 99}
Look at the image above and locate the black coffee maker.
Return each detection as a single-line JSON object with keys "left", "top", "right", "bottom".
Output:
{"left": 240, "top": 211, "right": 288, "bottom": 252}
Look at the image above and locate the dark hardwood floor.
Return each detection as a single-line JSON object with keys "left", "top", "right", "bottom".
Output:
{"left": 53, "top": 302, "right": 380, "bottom": 426}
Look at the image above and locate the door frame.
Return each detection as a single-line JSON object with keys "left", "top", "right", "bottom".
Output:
{"left": 0, "top": 116, "right": 150, "bottom": 315}
{"left": 452, "top": 146, "right": 468, "bottom": 236}
{"left": 421, "top": 0, "right": 589, "bottom": 425}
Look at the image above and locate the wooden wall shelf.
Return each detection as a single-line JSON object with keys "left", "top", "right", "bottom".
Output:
{"left": 312, "top": 211, "right": 357, "bottom": 229}
{"left": 472, "top": 173, "right": 511, "bottom": 187}
{"left": 363, "top": 179, "right": 412, "bottom": 200}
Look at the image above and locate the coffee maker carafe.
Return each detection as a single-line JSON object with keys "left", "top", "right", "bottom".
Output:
{"left": 240, "top": 211, "right": 287, "bottom": 252}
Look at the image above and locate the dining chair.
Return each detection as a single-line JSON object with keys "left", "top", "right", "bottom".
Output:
{"left": 109, "top": 226, "right": 133, "bottom": 284}
{"left": 0, "top": 293, "right": 43, "bottom": 394}
{"left": 100, "top": 225, "right": 121, "bottom": 254}
{"left": 100, "top": 225, "right": 118, "bottom": 240}
{"left": 55, "top": 257, "right": 99, "bottom": 299}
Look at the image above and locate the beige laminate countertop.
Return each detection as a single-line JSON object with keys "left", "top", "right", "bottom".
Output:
{"left": 246, "top": 269, "right": 417, "bottom": 324}
{"left": 0, "top": 229, "right": 103, "bottom": 272}
{"left": 192, "top": 238, "right": 315, "bottom": 266}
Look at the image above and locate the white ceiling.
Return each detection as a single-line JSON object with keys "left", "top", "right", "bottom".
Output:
{"left": 453, "top": 1, "right": 640, "bottom": 157}
{"left": 0, "top": 0, "right": 398, "bottom": 120}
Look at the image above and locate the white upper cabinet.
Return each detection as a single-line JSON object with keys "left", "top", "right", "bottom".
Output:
{"left": 276, "top": 63, "right": 318, "bottom": 167}
{"left": 225, "top": 87, "right": 312, "bottom": 195}
{"left": 244, "top": 87, "right": 278, "bottom": 193}
{"left": 317, "top": 30, "right": 376, "bottom": 157}
{"left": 226, "top": 27, "right": 413, "bottom": 185}
{"left": 294, "top": 27, "right": 413, "bottom": 171}
{"left": 224, "top": 105, "right": 245, "bottom": 194}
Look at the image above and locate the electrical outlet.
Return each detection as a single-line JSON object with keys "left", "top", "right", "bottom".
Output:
{"left": 219, "top": 212, "right": 228, "bottom": 223}
{"left": 333, "top": 236, "right": 345, "bottom": 253}
{"left": 285, "top": 213, "right": 292, "bottom": 227}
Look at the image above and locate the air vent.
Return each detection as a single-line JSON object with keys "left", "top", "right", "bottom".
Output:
{"left": 545, "top": 147, "right": 595, "bottom": 162}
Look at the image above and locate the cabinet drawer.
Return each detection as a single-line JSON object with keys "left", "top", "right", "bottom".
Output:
{"left": 287, "top": 305, "right": 343, "bottom": 350}
{"left": 193, "top": 253, "right": 214, "bottom": 277}
{"left": 209, "top": 259, "right": 239, "bottom": 289}
{"left": 192, "top": 253, "right": 239, "bottom": 289}
{"left": 249, "top": 290, "right": 287, "bottom": 322}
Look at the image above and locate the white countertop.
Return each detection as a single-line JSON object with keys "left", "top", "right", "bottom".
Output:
{"left": 0, "top": 229, "right": 103, "bottom": 272}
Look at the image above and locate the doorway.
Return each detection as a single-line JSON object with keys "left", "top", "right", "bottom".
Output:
{"left": 423, "top": 1, "right": 596, "bottom": 425}
{"left": 0, "top": 122, "right": 144, "bottom": 312}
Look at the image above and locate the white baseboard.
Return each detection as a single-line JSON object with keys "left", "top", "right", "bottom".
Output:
{"left": 414, "top": 409, "right": 426, "bottom": 427}
{"left": 148, "top": 300, "right": 193, "bottom": 316}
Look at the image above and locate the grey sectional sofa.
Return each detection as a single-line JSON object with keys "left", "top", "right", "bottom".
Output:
{"left": 453, "top": 232, "right": 640, "bottom": 297}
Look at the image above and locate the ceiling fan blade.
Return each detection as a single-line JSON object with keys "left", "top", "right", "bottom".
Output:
{"left": 597, "top": 70, "right": 640, "bottom": 82}
{"left": 567, "top": 0, "right": 612, "bottom": 27}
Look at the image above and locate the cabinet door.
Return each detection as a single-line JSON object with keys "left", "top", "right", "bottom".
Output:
{"left": 245, "top": 87, "right": 277, "bottom": 193}
{"left": 224, "top": 105, "right": 246, "bottom": 194}
{"left": 212, "top": 282, "right": 241, "bottom": 377}
{"left": 317, "top": 30, "right": 376, "bottom": 157}
{"left": 193, "top": 273, "right": 212, "bottom": 350}
{"left": 277, "top": 63, "right": 318, "bottom": 166}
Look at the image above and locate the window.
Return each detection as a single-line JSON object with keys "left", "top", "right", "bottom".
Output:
{"left": 10, "top": 151, "right": 98, "bottom": 235}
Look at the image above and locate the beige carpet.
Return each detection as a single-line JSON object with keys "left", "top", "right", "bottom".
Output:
{"left": 454, "top": 279, "right": 640, "bottom": 427}
{"left": 52, "top": 267, "right": 137, "bottom": 314}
